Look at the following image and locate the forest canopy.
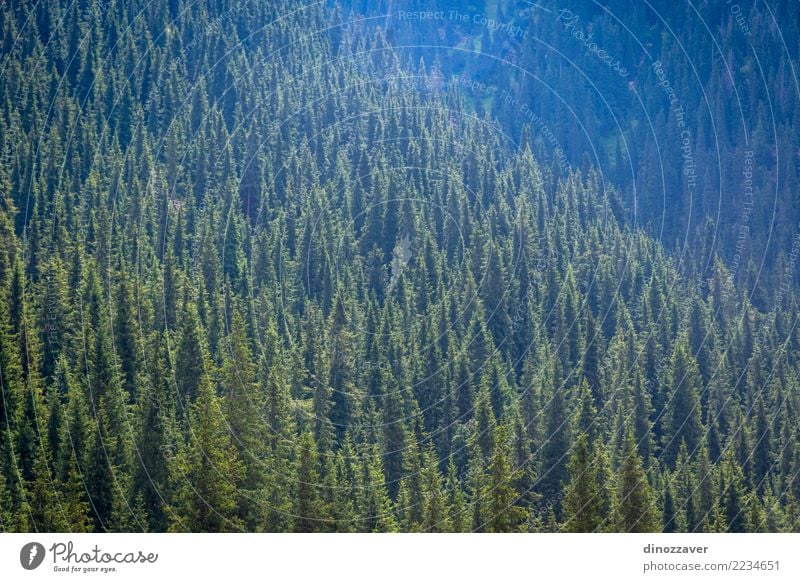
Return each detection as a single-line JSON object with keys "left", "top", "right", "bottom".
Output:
{"left": 0, "top": 0, "right": 799, "bottom": 533}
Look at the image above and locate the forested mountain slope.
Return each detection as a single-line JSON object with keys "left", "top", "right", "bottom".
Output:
{"left": 0, "top": 0, "right": 798, "bottom": 532}
{"left": 357, "top": 0, "right": 800, "bottom": 297}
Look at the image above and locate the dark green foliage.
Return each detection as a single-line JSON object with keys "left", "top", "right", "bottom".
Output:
{"left": 0, "top": 0, "right": 796, "bottom": 533}
{"left": 169, "top": 375, "right": 245, "bottom": 532}
{"left": 563, "top": 434, "right": 613, "bottom": 532}
{"left": 615, "top": 429, "right": 659, "bottom": 533}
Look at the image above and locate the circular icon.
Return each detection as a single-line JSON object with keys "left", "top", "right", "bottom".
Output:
{"left": 20, "top": 542, "right": 46, "bottom": 570}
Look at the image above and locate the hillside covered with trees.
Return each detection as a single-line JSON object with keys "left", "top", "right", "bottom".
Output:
{"left": 1, "top": 0, "right": 799, "bottom": 532}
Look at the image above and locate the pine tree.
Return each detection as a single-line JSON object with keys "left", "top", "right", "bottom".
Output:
{"left": 169, "top": 375, "right": 245, "bottom": 532}
{"left": 420, "top": 445, "right": 450, "bottom": 532}
{"left": 445, "top": 458, "right": 468, "bottom": 532}
{"left": 563, "top": 433, "right": 607, "bottom": 532}
{"left": 27, "top": 447, "right": 68, "bottom": 531}
{"left": 662, "top": 340, "right": 704, "bottom": 467}
{"left": 720, "top": 451, "right": 748, "bottom": 533}
{"left": 538, "top": 364, "right": 569, "bottom": 516}
{"left": 328, "top": 293, "right": 358, "bottom": 441}
{"left": 615, "top": 428, "right": 659, "bottom": 532}
{"left": 480, "top": 425, "right": 527, "bottom": 532}
{"left": 174, "top": 300, "right": 207, "bottom": 407}
{"left": 260, "top": 324, "right": 295, "bottom": 531}
{"left": 220, "top": 309, "right": 267, "bottom": 528}
{"left": 359, "top": 445, "right": 397, "bottom": 533}
{"left": 294, "top": 431, "right": 326, "bottom": 532}
{"left": 133, "top": 335, "right": 173, "bottom": 532}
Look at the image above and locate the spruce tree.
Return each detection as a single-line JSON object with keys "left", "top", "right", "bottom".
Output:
{"left": 169, "top": 374, "right": 245, "bottom": 532}
{"left": 615, "top": 428, "right": 659, "bottom": 532}
{"left": 481, "top": 425, "right": 527, "bottom": 532}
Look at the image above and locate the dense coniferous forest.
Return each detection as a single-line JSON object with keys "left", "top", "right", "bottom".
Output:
{"left": 1, "top": 0, "right": 799, "bottom": 532}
